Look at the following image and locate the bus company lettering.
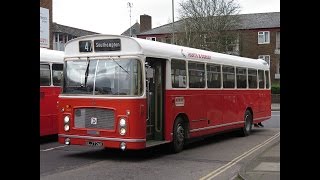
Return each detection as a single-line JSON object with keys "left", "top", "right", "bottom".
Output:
{"left": 188, "top": 53, "right": 211, "bottom": 59}
{"left": 175, "top": 97, "right": 185, "bottom": 107}
{"left": 95, "top": 42, "right": 120, "bottom": 48}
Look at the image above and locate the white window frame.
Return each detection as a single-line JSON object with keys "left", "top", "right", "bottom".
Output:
{"left": 275, "top": 59, "right": 280, "bottom": 79}
{"left": 146, "top": 37, "right": 156, "bottom": 41}
{"left": 276, "top": 31, "right": 280, "bottom": 49}
{"left": 258, "top": 31, "right": 270, "bottom": 44}
{"left": 258, "top": 55, "right": 270, "bottom": 65}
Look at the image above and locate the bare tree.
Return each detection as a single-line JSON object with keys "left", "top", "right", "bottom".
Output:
{"left": 177, "top": 0, "right": 240, "bottom": 53}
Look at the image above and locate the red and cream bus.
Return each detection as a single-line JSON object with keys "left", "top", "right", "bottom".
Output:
{"left": 40, "top": 48, "right": 64, "bottom": 136}
{"left": 58, "top": 34, "right": 271, "bottom": 152}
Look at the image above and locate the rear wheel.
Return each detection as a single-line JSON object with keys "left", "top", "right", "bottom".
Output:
{"left": 171, "top": 117, "right": 185, "bottom": 153}
{"left": 240, "top": 110, "right": 252, "bottom": 136}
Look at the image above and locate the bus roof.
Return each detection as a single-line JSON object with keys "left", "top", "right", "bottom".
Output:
{"left": 40, "top": 48, "right": 64, "bottom": 63}
{"left": 64, "top": 34, "right": 269, "bottom": 70}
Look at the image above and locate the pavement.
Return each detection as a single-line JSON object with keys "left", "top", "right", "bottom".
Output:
{"left": 236, "top": 103, "right": 280, "bottom": 180}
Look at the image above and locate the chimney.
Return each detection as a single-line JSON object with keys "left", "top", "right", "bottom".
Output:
{"left": 140, "top": 14, "right": 152, "bottom": 33}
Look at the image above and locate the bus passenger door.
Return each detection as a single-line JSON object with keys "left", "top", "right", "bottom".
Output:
{"left": 146, "top": 58, "right": 165, "bottom": 141}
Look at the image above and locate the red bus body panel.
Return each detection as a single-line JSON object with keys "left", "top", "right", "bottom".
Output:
{"left": 58, "top": 98, "right": 147, "bottom": 149}
{"left": 58, "top": 89, "right": 270, "bottom": 150}
{"left": 40, "top": 87, "right": 61, "bottom": 136}
{"left": 164, "top": 89, "right": 271, "bottom": 140}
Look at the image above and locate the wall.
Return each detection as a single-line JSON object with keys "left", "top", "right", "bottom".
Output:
{"left": 239, "top": 28, "right": 280, "bottom": 84}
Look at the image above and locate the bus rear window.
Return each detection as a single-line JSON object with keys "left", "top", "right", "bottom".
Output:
{"left": 52, "top": 64, "right": 63, "bottom": 86}
{"left": 40, "top": 64, "right": 50, "bottom": 86}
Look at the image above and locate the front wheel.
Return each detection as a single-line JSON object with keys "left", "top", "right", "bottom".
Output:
{"left": 171, "top": 117, "right": 185, "bottom": 153}
{"left": 240, "top": 110, "right": 252, "bottom": 136}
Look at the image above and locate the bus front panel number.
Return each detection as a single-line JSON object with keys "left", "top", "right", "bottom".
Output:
{"left": 79, "top": 40, "right": 93, "bottom": 52}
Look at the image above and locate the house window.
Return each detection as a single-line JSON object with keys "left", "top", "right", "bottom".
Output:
{"left": 258, "top": 31, "right": 270, "bottom": 44}
{"left": 258, "top": 55, "right": 270, "bottom": 65}
{"left": 225, "top": 35, "right": 239, "bottom": 55}
{"left": 165, "top": 38, "right": 171, "bottom": 44}
{"left": 146, "top": 37, "right": 156, "bottom": 41}
{"left": 275, "top": 59, "right": 280, "bottom": 80}
{"left": 277, "top": 59, "right": 280, "bottom": 74}
{"left": 276, "top": 32, "right": 280, "bottom": 49}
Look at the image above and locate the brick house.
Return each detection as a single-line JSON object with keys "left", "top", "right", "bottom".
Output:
{"left": 136, "top": 12, "right": 280, "bottom": 84}
{"left": 121, "top": 14, "right": 152, "bottom": 37}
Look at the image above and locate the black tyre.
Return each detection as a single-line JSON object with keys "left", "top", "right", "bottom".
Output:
{"left": 171, "top": 117, "right": 185, "bottom": 153}
{"left": 240, "top": 110, "right": 253, "bottom": 136}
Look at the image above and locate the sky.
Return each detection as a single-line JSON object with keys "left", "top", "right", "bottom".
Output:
{"left": 52, "top": 0, "right": 280, "bottom": 35}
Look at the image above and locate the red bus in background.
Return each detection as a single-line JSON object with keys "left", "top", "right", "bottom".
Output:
{"left": 40, "top": 48, "right": 64, "bottom": 136}
{"left": 58, "top": 34, "right": 271, "bottom": 152}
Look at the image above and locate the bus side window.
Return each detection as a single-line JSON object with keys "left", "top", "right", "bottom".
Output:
{"left": 171, "top": 59, "right": 187, "bottom": 88}
{"left": 207, "top": 63, "right": 221, "bottom": 88}
{"left": 248, "top": 69, "right": 257, "bottom": 89}
{"left": 236, "top": 67, "right": 247, "bottom": 89}
{"left": 265, "top": 71, "right": 270, "bottom": 89}
{"left": 258, "top": 70, "right": 265, "bottom": 89}
{"left": 188, "top": 62, "right": 205, "bottom": 88}
{"left": 222, "top": 65, "right": 235, "bottom": 88}
{"left": 52, "top": 63, "right": 63, "bottom": 86}
{"left": 40, "top": 64, "right": 51, "bottom": 86}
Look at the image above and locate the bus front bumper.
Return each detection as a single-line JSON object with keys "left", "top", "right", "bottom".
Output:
{"left": 58, "top": 134, "right": 146, "bottom": 150}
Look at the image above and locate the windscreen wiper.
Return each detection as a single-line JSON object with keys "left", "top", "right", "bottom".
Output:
{"left": 83, "top": 57, "right": 90, "bottom": 87}
{"left": 110, "top": 57, "right": 130, "bottom": 76}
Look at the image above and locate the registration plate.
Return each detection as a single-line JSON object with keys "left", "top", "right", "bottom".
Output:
{"left": 86, "top": 141, "right": 103, "bottom": 147}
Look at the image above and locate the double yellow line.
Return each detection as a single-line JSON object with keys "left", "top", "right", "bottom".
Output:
{"left": 200, "top": 132, "right": 280, "bottom": 180}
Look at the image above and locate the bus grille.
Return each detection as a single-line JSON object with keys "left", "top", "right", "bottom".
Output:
{"left": 74, "top": 108, "right": 115, "bottom": 130}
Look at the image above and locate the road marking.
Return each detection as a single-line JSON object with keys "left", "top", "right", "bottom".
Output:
{"left": 199, "top": 132, "right": 280, "bottom": 180}
{"left": 40, "top": 145, "right": 67, "bottom": 152}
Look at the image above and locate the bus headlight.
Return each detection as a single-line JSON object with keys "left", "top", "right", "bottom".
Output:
{"left": 64, "top": 115, "right": 70, "bottom": 124}
{"left": 64, "top": 124, "right": 70, "bottom": 131}
{"left": 120, "top": 128, "right": 126, "bottom": 135}
{"left": 119, "top": 118, "right": 126, "bottom": 127}
{"left": 119, "top": 117, "right": 127, "bottom": 135}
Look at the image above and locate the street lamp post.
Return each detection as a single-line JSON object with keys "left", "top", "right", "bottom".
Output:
{"left": 172, "top": 0, "right": 175, "bottom": 44}
{"left": 128, "top": 2, "right": 133, "bottom": 37}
